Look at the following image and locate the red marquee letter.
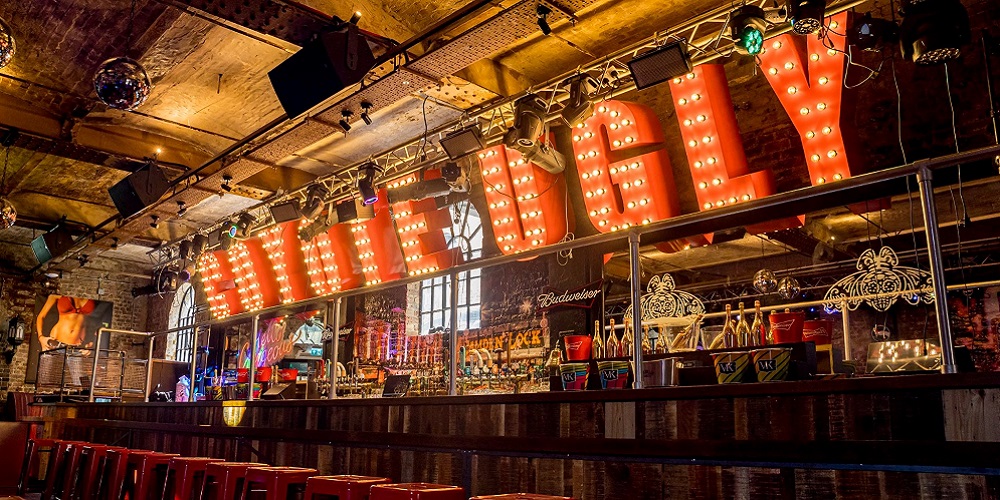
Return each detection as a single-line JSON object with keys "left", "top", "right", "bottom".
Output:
{"left": 389, "top": 172, "right": 464, "bottom": 276}
{"left": 350, "top": 189, "right": 407, "bottom": 285}
{"left": 197, "top": 251, "right": 242, "bottom": 319}
{"left": 260, "top": 222, "right": 313, "bottom": 303}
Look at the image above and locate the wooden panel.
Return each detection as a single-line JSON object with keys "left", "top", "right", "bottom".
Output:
{"left": 942, "top": 388, "right": 1000, "bottom": 442}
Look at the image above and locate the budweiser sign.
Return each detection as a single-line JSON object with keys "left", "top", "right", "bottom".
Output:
{"left": 536, "top": 280, "right": 603, "bottom": 311}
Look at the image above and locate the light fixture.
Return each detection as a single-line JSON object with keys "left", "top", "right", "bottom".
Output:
{"left": 504, "top": 95, "right": 565, "bottom": 173}
{"left": 178, "top": 239, "right": 193, "bottom": 261}
{"left": 560, "top": 74, "right": 598, "bottom": 127}
{"left": 360, "top": 101, "right": 373, "bottom": 125}
{"left": 298, "top": 215, "right": 335, "bottom": 242}
{"left": 301, "top": 184, "right": 329, "bottom": 220}
{"left": 149, "top": 215, "right": 159, "bottom": 229}
{"left": 219, "top": 222, "right": 237, "bottom": 251}
{"left": 357, "top": 162, "right": 382, "bottom": 206}
{"left": 221, "top": 174, "right": 233, "bottom": 192}
{"left": 849, "top": 13, "right": 899, "bottom": 51}
{"left": 536, "top": 4, "right": 553, "bottom": 36}
{"left": 3, "top": 317, "right": 26, "bottom": 364}
{"left": 899, "top": 0, "right": 970, "bottom": 64}
{"left": 386, "top": 178, "right": 452, "bottom": 203}
{"left": 235, "top": 212, "right": 256, "bottom": 238}
{"left": 788, "top": 0, "right": 826, "bottom": 35}
{"left": 110, "top": 237, "right": 119, "bottom": 250}
{"left": 335, "top": 199, "right": 375, "bottom": 223}
{"left": 339, "top": 110, "right": 353, "bottom": 133}
{"left": 349, "top": 11, "right": 362, "bottom": 24}
{"left": 268, "top": 199, "right": 302, "bottom": 224}
{"left": 94, "top": 57, "right": 151, "bottom": 111}
{"left": 731, "top": 5, "right": 767, "bottom": 56}
{"left": 176, "top": 200, "right": 187, "bottom": 217}
{"left": 191, "top": 234, "right": 208, "bottom": 257}
{"left": 627, "top": 39, "right": 692, "bottom": 90}
{"left": 0, "top": 17, "right": 15, "bottom": 69}
{"left": 440, "top": 125, "right": 486, "bottom": 160}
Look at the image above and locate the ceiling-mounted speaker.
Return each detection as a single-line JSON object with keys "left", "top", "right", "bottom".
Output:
{"left": 31, "top": 227, "right": 75, "bottom": 265}
{"left": 108, "top": 162, "right": 169, "bottom": 219}
{"left": 268, "top": 26, "right": 376, "bottom": 119}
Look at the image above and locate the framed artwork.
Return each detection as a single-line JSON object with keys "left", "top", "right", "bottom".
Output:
{"left": 26, "top": 294, "right": 113, "bottom": 384}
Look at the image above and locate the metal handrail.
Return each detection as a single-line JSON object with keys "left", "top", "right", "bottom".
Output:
{"left": 89, "top": 328, "right": 156, "bottom": 403}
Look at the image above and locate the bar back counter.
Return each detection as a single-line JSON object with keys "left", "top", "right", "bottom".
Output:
{"left": 31, "top": 373, "right": 1000, "bottom": 499}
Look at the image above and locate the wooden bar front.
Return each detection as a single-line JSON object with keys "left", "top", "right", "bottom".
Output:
{"left": 31, "top": 374, "right": 1000, "bottom": 499}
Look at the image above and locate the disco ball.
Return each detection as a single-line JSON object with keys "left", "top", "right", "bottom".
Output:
{"left": 753, "top": 269, "right": 778, "bottom": 294}
{"left": 0, "top": 17, "right": 14, "bottom": 69}
{"left": 94, "top": 57, "right": 151, "bottom": 111}
{"left": 0, "top": 196, "right": 16, "bottom": 230}
{"left": 777, "top": 276, "right": 801, "bottom": 300}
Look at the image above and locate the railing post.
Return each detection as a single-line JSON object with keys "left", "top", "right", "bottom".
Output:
{"left": 145, "top": 335, "right": 155, "bottom": 402}
{"left": 188, "top": 327, "right": 198, "bottom": 402}
{"left": 628, "top": 231, "right": 644, "bottom": 389}
{"left": 328, "top": 298, "right": 341, "bottom": 399}
{"left": 449, "top": 271, "right": 460, "bottom": 396}
{"left": 89, "top": 329, "right": 103, "bottom": 402}
{"left": 916, "top": 167, "right": 957, "bottom": 374}
{"left": 248, "top": 314, "right": 259, "bottom": 401}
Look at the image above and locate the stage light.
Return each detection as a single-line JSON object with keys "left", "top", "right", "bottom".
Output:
{"left": 899, "top": 0, "right": 970, "bottom": 64}
{"left": 357, "top": 162, "right": 382, "bottom": 206}
{"left": 149, "top": 215, "right": 159, "bottom": 229}
{"left": 503, "top": 95, "right": 566, "bottom": 173}
{"left": 178, "top": 239, "right": 193, "bottom": 261}
{"left": 627, "top": 40, "right": 692, "bottom": 90}
{"left": 301, "top": 184, "right": 329, "bottom": 220}
{"left": 298, "top": 216, "right": 335, "bottom": 242}
{"left": 335, "top": 198, "right": 375, "bottom": 223}
{"left": 731, "top": 5, "right": 767, "bottom": 56}
{"left": 339, "top": 110, "right": 353, "bottom": 133}
{"left": 560, "top": 74, "right": 598, "bottom": 127}
{"left": 386, "top": 178, "right": 452, "bottom": 203}
{"left": 788, "top": 0, "right": 826, "bottom": 35}
{"left": 220, "top": 174, "right": 233, "bottom": 192}
{"left": 192, "top": 234, "right": 208, "bottom": 256}
{"left": 537, "top": 4, "right": 552, "bottom": 35}
{"left": 849, "top": 13, "right": 899, "bottom": 51}
{"left": 235, "top": 212, "right": 257, "bottom": 238}
{"left": 268, "top": 199, "right": 301, "bottom": 224}
{"left": 219, "top": 223, "right": 236, "bottom": 251}
{"left": 440, "top": 125, "right": 486, "bottom": 160}
{"left": 176, "top": 201, "right": 187, "bottom": 217}
{"left": 360, "top": 101, "right": 373, "bottom": 125}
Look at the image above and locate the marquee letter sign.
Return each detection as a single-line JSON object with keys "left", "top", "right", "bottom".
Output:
{"left": 227, "top": 240, "right": 279, "bottom": 312}
{"left": 388, "top": 172, "right": 464, "bottom": 276}
{"left": 303, "top": 222, "right": 364, "bottom": 295}
{"left": 477, "top": 145, "right": 569, "bottom": 255}
{"left": 260, "top": 222, "right": 313, "bottom": 303}
{"left": 350, "top": 189, "right": 407, "bottom": 286}
{"left": 758, "top": 12, "right": 855, "bottom": 185}
{"left": 198, "top": 251, "right": 242, "bottom": 319}
{"left": 572, "top": 100, "right": 680, "bottom": 232}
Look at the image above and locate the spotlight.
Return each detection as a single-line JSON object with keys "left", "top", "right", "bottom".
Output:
{"left": 298, "top": 215, "right": 335, "bottom": 242}
{"left": 0, "top": 16, "right": 15, "bottom": 70}
{"left": 788, "top": 0, "right": 826, "bottom": 35}
{"left": 176, "top": 201, "right": 187, "bottom": 217}
{"left": 192, "top": 234, "right": 208, "bottom": 256}
{"left": 441, "top": 162, "right": 462, "bottom": 184}
{"left": 560, "top": 74, "right": 598, "bottom": 127}
{"left": 730, "top": 5, "right": 767, "bottom": 56}
{"left": 339, "top": 110, "right": 353, "bottom": 133}
{"left": 360, "top": 101, "right": 373, "bottom": 125}
{"left": 221, "top": 174, "right": 233, "bottom": 192}
{"left": 627, "top": 39, "right": 692, "bottom": 90}
{"left": 536, "top": 4, "right": 552, "bottom": 36}
{"left": 150, "top": 215, "right": 159, "bottom": 229}
{"left": 235, "top": 212, "right": 257, "bottom": 239}
{"left": 219, "top": 223, "right": 236, "bottom": 251}
{"left": 178, "top": 239, "right": 193, "bottom": 261}
{"left": 503, "top": 95, "right": 566, "bottom": 174}
{"left": 76, "top": 254, "right": 89, "bottom": 267}
{"left": 357, "top": 162, "right": 382, "bottom": 206}
{"left": 899, "top": 0, "right": 970, "bottom": 65}
{"left": 301, "top": 184, "right": 330, "bottom": 220}
{"left": 387, "top": 178, "right": 453, "bottom": 204}
{"left": 440, "top": 125, "right": 486, "bottom": 160}
{"left": 849, "top": 13, "right": 899, "bottom": 51}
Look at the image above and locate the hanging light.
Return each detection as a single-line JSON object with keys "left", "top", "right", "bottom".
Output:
{"left": 788, "top": 0, "right": 826, "bottom": 35}
{"left": 731, "top": 5, "right": 767, "bottom": 56}
{"left": 560, "top": 74, "right": 598, "bottom": 128}
{"left": 0, "top": 17, "right": 15, "bottom": 69}
{"left": 849, "top": 13, "right": 899, "bottom": 51}
{"left": 899, "top": 0, "right": 971, "bottom": 65}
{"left": 357, "top": 162, "right": 382, "bottom": 206}
{"left": 94, "top": 57, "right": 151, "bottom": 110}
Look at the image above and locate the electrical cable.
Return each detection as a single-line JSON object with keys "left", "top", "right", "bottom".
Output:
{"left": 944, "top": 63, "right": 969, "bottom": 224}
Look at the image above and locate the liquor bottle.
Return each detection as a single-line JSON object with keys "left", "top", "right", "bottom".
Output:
{"left": 606, "top": 318, "right": 620, "bottom": 358}
{"left": 641, "top": 325, "right": 653, "bottom": 355}
{"left": 722, "top": 304, "right": 737, "bottom": 349}
{"left": 736, "top": 302, "right": 752, "bottom": 347}
{"left": 750, "top": 300, "right": 765, "bottom": 346}
{"left": 621, "top": 324, "right": 635, "bottom": 358}
{"left": 591, "top": 320, "right": 605, "bottom": 359}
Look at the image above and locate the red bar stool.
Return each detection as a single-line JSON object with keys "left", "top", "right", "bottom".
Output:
{"left": 471, "top": 495, "right": 575, "bottom": 499}
{"left": 42, "top": 440, "right": 89, "bottom": 500}
{"left": 240, "top": 467, "right": 317, "bottom": 500}
{"left": 369, "top": 484, "right": 465, "bottom": 500}
{"left": 201, "top": 462, "right": 268, "bottom": 500}
{"left": 303, "top": 475, "right": 392, "bottom": 500}
{"left": 164, "top": 457, "right": 225, "bottom": 500}
{"left": 19, "top": 437, "right": 57, "bottom": 495}
{"left": 123, "top": 451, "right": 179, "bottom": 500}
{"left": 76, "top": 445, "right": 126, "bottom": 500}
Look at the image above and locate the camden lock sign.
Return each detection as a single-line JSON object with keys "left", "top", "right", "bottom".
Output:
{"left": 536, "top": 280, "right": 603, "bottom": 311}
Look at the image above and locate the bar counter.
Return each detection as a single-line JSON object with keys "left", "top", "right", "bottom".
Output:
{"left": 30, "top": 373, "right": 1000, "bottom": 498}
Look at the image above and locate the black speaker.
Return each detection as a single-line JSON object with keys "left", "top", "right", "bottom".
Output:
{"left": 260, "top": 383, "right": 297, "bottom": 400}
{"left": 268, "top": 27, "right": 376, "bottom": 119}
{"left": 31, "top": 228, "right": 75, "bottom": 264}
{"left": 108, "top": 162, "right": 170, "bottom": 219}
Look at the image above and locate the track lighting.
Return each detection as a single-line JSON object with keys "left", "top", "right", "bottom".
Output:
{"left": 360, "top": 101, "right": 373, "bottom": 125}
{"left": 301, "top": 184, "right": 330, "bottom": 220}
{"left": 149, "top": 215, "right": 159, "bottom": 229}
{"left": 730, "top": 5, "right": 767, "bottom": 56}
{"left": 176, "top": 200, "right": 187, "bottom": 217}
{"left": 537, "top": 4, "right": 552, "bottom": 36}
{"left": 788, "top": 0, "right": 826, "bottom": 35}
{"left": 339, "top": 110, "right": 353, "bottom": 133}
{"left": 357, "top": 162, "right": 382, "bottom": 206}
{"left": 560, "top": 74, "right": 598, "bottom": 127}
{"left": 503, "top": 95, "right": 566, "bottom": 174}
{"left": 221, "top": 174, "right": 233, "bottom": 192}
{"left": 899, "top": 0, "right": 970, "bottom": 65}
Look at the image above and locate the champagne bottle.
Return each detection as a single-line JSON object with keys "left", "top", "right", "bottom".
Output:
{"left": 641, "top": 325, "right": 653, "bottom": 355}
{"left": 750, "top": 300, "right": 764, "bottom": 346}
{"left": 622, "top": 324, "right": 635, "bottom": 358}
{"left": 736, "top": 302, "right": 752, "bottom": 348}
{"left": 722, "top": 304, "right": 737, "bottom": 349}
{"left": 606, "top": 318, "right": 620, "bottom": 358}
{"left": 591, "top": 320, "right": 604, "bottom": 359}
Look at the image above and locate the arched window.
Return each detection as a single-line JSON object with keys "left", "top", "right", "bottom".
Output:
{"left": 419, "top": 201, "right": 483, "bottom": 334}
{"left": 167, "top": 282, "right": 196, "bottom": 362}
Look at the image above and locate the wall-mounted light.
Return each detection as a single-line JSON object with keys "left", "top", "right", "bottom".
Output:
{"left": 221, "top": 174, "right": 234, "bottom": 192}
{"left": 3, "top": 317, "right": 26, "bottom": 364}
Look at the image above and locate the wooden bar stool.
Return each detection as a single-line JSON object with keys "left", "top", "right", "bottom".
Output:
{"left": 165, "top": 457, "right": 225, "bottom": 500}
{"left": 123, "top": 451, "right": 179, "bottom": 500}
{"left": 200, "top": 462, "right": 268, "bottom": 500}
{"left": 303, "top": 475, "right": 392, "bottom": 500}
{"left": 97, "top": 449, "right": 142, "bottom": 500}
{"left": 369, "top": 484, "right": 465, "bottom": 500}
{"left": 19, "top": 438, "right": 57, "bottom": 495}
{"left": 42, "top": 440, "right": 89, "bottom": 500}
{"left": 240, "top": 467, "right": 317, "bottom": 500}
{"left": 76, "top": 445, "right": 126, "bottom": 500}
{"left": 471, "top": 495, "right": 575, "bottom": 499}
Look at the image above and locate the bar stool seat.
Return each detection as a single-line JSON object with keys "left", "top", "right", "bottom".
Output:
{"left": 470, "top": 495, "right": 575, "bottom": 499}
{"left": 304, "top": 475, "right": 392, "bottom": 500}
{"left": 201, "top": 462, "right": 268, "bottom": 500}
{"left": 123, "top": 451, "right": 179, "bottom": 500}
{"left": 19, "top": 438, "right": 57, "bottom": 495}
{"left": 42, "top": 440, "right": 89, "bottom": 500}
{"left": 165, "top": 457, "right": 225, "bottom": 500}
{"left": 369, "top": 483, "right": 465, "bottom": 500}
{"left": 240, "top": 466, "right": 317, "bottom": 500}
{"left": 76, "top": 445, "right": 126, "bottom": 500}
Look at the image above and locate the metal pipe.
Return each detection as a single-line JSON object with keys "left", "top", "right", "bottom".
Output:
{"left": 917, "top": 167, "right": 957, "bottom": 374}
{"left": 188, "top": 327, "right": 198, "bottom": 402}
{"left": 840, "top": 300, "right": 852, "bottom": 363}
{"left": 329, "top": 298, "right": 341, "bottom": 399}
{"left": 88, "top": 329, "right": 103, "bottom": 403}
{"left": 628, "top": 231, "right": 644, "bottom": 389}
{"left": 449, "top": 272, "right": 460, "bottom": 396}
{"left": 249, "top": 315, "right": 259, "bottom": 401}
{"left": 145, "top": 336, "right": 155, "bottom": 402}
